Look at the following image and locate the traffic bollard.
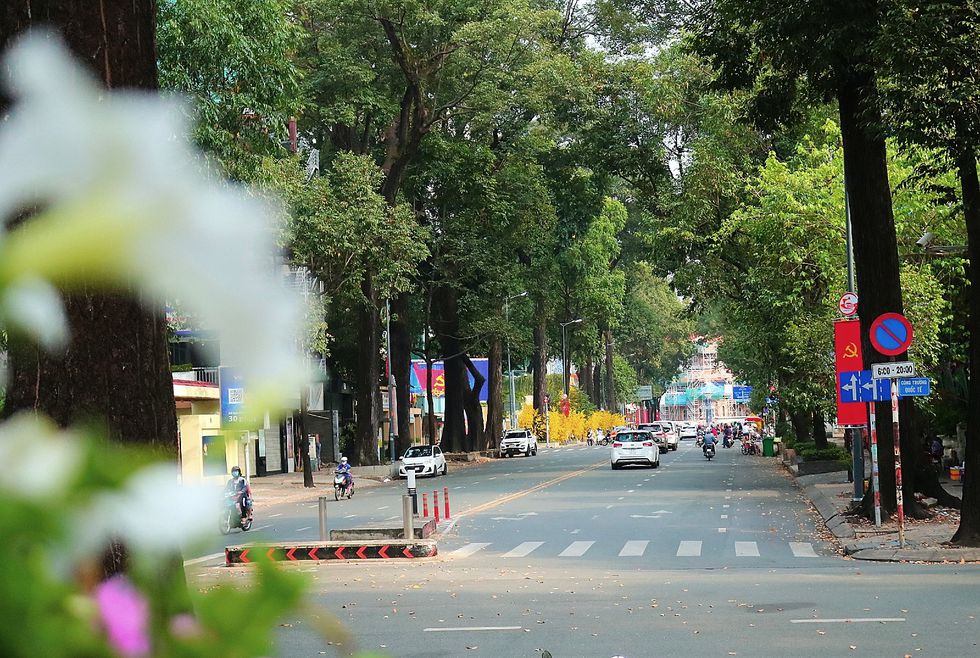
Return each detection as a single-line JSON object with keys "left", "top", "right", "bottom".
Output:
{"left": 433, "top": 490, "right": 441, "bottom": 523}
{"left": 402, "top": 494, "right": 415, "bottom": 540}
{"left": 407, "top": 469, "right": 418, "bottom": 515}
{"left": 422, "top": 492, "right": 429, "bottom": 518}
{"left": 444, "top": 486, "right": 451, "bottom": 519}
{"left": 318, "top": 496, "right": 329, "bottom": 541}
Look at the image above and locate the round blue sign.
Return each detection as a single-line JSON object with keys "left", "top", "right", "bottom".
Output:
{"left": 870, "top": 313, "right": 914, "bottom": 356}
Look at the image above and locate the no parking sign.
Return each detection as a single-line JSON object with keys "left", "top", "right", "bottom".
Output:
{"left": 870, "top": 313, "right": 914, "bottom": 356}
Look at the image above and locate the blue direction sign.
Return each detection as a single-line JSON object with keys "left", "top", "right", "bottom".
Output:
{"left": 840, "top": 370, "right": 931, "bottom": 402}
{"left": 898, "top": 377, "right": 931, "bottom": 397}
{"left": 732, "top": 385, "right": 752, "bottom": 402}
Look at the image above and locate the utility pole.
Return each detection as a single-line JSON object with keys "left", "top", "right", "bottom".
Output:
{"left": 560, "top": 318, "right": 583, "bottom": 398}
{"left": 844, "top": 169, "right": 865, "bottom": 503}
{"left": 506, "top": 292, "right": 527, "bottom": 429}
{"left": 385, "top": 299, "right": 397, "bottom": 464}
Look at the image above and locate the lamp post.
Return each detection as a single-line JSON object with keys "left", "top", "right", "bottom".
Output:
{"left": 560, "top": 319, "right": 583, "bottom": 398}
{"left": 505, "top": 292, "right": 528, "bottom": 429}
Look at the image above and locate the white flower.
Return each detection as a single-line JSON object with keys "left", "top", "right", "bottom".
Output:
{"left": 73, "top": 464, "right": 217, "bottom": 556}
{"left": 0, "top": 277, "right": 68, "bottom": 350}
{"left": 0, "top": 34, "right": 305, "bottom": 414}
{"left": 0, "top": 414, "right": 83, "bottom": 500}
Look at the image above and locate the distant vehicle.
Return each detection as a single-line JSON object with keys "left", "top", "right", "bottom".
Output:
{"left": 499, "top": 429, "right": 538, "bottom": 458}
{"left": 610, "top": 425, "right": 629, "bottom": 440}
{"left": 399, "top": 445, "right": 447, "bottom": 477}
{"left": 653, "top": 422, "right": 679, "bottom": 451}
{"left": 611, "top": 430, "right": 660, "bottom": 469}
{"left": 679, "top": 422, "right": 698, "bottom": 440}
{"left": 637, "top": 423, "right": 671, "bottom": 453}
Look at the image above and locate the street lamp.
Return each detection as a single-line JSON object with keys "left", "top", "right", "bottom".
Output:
{"left": 505, "top": 292, "right": 527, "bottom": 429}
{"left": 560, "top": 318, "right": 583, "bottom": 398}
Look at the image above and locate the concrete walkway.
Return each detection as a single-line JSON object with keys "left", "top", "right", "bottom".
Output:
{"left": 792, "top": 467, "right": 980, "bottom": 562}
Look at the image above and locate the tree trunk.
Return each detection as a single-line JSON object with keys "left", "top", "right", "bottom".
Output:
{"left": 594, "top": 362, "right": 603, "bottom": 409}
{"left": 838, "top": 70, "right": 920, "bottom": 520}
{"left": 532, "top": 301, "right": 548, "bottom": 412}
{"left": 952, "top": 143, "right": 980, "bottom": 545}
{"left": 604, "top": 328, "right": 617, "bottom": 412}
{"left": 789, "top": 409, "right": 812, "bottom": 444}
{"left": 812, "top": 410, "right": 829, "bottom": 449}
{"left": 485, "top": 337, "right": 503, "bottom": 451}
{"left": 354, "top": 275, "right": 381, "bottom": 465}
{"left": 581, "top": 351, "right": 595, "bottom": 405}
{"left": 462, "top": 354, "right": 486, "bottom": 451}
{"left": 435, "top": 285, "right": 465, "bottom": 452}
{"left": 391, "top": 292, "right": 413, "bottom": 455}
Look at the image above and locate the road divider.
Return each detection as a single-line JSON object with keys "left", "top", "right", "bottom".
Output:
{"left": 225, "top": 539, "right": 437, "bottom": 565}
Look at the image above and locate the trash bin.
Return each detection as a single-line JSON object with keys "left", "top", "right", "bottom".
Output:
{"left": 762, "top": 437, "right": 775, "bottom": 457}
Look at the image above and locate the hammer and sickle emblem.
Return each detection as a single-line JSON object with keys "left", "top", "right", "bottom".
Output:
{"left": 843, "top": 342, "right": 859, "bottom": 359}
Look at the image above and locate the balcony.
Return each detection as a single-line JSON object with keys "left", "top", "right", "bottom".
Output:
{"left": 172, "top": 367, "right": 219, "bottom": 384}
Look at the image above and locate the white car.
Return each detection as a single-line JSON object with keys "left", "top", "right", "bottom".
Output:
{"left": 611, "top": 430, "right": 660, "bottom": 469}
{"left": 640, "top": 422, "right": 676, "bottom": 452}
{"left": 499, "top": 429, "right": 538, "bottom": 457}
{"left": 660, "top": 422, "right": 680, "bottom": 450}
{"left": 399, "top": 445, "right": 447, "bottom": 477}
{"left": 679, "top": 422, "right": 698, "bottom": 440}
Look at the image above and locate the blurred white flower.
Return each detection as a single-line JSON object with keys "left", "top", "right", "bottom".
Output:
{"left": 0, "top": 414, "right": 82, "bottom": 500}
{"left": 0, "top": 277, "right": 68, "bottom": 350}
{"left": 0, "top": 34, "right": 305, "bottom": 413}
{"left": 73, "top": 464, "right": 216, "bottom": 556}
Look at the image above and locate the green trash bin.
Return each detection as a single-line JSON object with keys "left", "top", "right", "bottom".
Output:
{"left": 762, "top": 437, "right": 775, "bottom": 457}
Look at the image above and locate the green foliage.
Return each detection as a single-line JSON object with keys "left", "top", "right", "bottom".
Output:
{"left": 797, "top": 444, "right": 850, "bottom": 463}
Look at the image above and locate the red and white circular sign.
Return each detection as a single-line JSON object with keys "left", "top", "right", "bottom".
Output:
{"left": 838, "top": 292, "right": 858, "bottom": 316}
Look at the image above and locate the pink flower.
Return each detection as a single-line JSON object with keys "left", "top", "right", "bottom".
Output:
{"left": 169, "top": 613, "right": 202, "bottom": 639}
{"left": 94, "top": 576, "right": 151, "bottom": 657}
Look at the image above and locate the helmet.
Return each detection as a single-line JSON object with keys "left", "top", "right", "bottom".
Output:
{"left": 340, "top": 457, "right": 348, "bottom": 464}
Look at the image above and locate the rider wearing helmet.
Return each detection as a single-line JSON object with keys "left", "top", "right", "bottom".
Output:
{"left": 225, "top": 466, "right": 251, "bottom": 519}
{"left": 336, "top": 456, "right": 353, "bottom": 486}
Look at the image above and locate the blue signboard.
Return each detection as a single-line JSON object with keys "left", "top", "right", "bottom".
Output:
{"left": 898, "top": 377, "right": 931, "bottom": 397}
{"left": 732, "top": 385, "right": 752, "bottom": 402}
{"left": 840, "top": 370, "right": 930, "bottom": 402}
{"left": 219, "top": 366, "right": 250, "bottom": 425}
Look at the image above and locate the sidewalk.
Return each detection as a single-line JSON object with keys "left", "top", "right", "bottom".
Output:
{"left": 247, "top": 466, "right": 391, "bottom": 506}
{"left": 792, "top": 467, "right": 980, "bottom": 562}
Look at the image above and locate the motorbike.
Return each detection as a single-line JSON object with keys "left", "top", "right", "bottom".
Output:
{"left": 598, "top": 436, "right": 611, "bottom": 446}
{"left": 334, "top": 470, "right": 354, "bottom": 500}
{"left": 219, "top": 491, "right": 252, "bottom": 534}
{"left": 704, "top": 444, "right": 716, "bottom": 460}
{"left": 696, "top": 436, "right": 704, "bottom": 447}
{"left": 742, "top": 438, "right": 758, "bottom": 455}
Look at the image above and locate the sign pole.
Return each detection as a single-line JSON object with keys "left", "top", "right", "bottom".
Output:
{"left": 891, "top": 374, "right": 906, "bottom": 548}
{"left": 869, "top": 401, "right": 882, "bottom": 527}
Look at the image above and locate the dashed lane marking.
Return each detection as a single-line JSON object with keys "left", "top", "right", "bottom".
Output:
{"left": 559, "top": 541, "right": 595, "bottom": 557}
{"left": 789, "top": 542, "right": 818, "bottom": 558}
{"left": 502, "top": 541, "right": 544, "bottom": 558}
{"left": 619, "top": 540, "right": 648, "bottom": 557}
{"left": 735, "top": 541, "right": 760, "bottom": 557}
{"left": 450, "top": 543, "right": 491, "bottom": 558}
{"left": 676, "top": 541, "right": 702, "bottom": 557}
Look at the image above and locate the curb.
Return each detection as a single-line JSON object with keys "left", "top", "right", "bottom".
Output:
{"left": 845, "top": 547, "right": 980, "bottom": 563}
{"left": 224, "top": 539, "right": 438, "bottom": 565}
{"left": 785, "top": 465, "right": 856, "bottom": 540}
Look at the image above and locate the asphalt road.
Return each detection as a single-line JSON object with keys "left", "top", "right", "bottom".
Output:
{"left": 188, "top": 439, "right": 980, "bottom": 657}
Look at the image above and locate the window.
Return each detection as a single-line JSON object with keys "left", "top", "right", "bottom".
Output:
{"left": 404, "top": 446, "right": 433, "bottom": 458}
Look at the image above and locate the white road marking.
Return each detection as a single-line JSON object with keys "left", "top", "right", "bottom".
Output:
{"left": 570, "top": 529, "right": 581, "bottom": 534}
{"left": 424, "top": 626, "right": 523, "bottom": 632}
{"left": 451, "top": 543, "right": 491, "bottom": 558}
{"left": 606, "top": 504, "right": 614, "bottom": 509}
{"left": 718, "top": 528, "right": 727, "bottom": 533}
{"left": 252, "top": 525, "right": 271, "bottom": 531}
{"left": 790, "top": 618, "right": 905, "bottom": 624}
{"left": 627, "top": 490, "right": 635, "bottom": 493}
{"left": 454, "top": 486, "right": 464, "bottom": 490}
{"left": 183, "top": 552, "right": 225, "bottom": 566}
{"left": 735, "top": 541, "right": 760, "bottom": 557}
{"left": 721, "top": 514, "right": 728, "bottom": 519}
{"left": 502, "top": 541, "right": 544, "bottom": 558}
{"left": 723, "top": 504, "right": 730, "bottom": 508}
{"left": 344, "top": 514, "right": 356, "bottom": 519}
{"left": 268, "top": 513, "right": 283, "bottom": 518}
{"left": 630, "top": 514, "right": 662, "bottom": 519}
{"left": 617, "top": 497, "right": 625, "bottom": 500}
{"left": 619, "top": 540, "right": 648, "bottom": 557}
{"left": 790, "top": 542, "right": 818, "bottom": 558}
{"left": 377, "top": 506, "right": 390, "bottom": 510}
{"left": 676, "top": 541, "right": 702, "bottom": 557}
{"left": 295, "top": 526, "right": 312, "bottom": 532}
{"left": 489, "top": 476, "right": 497, "bottom": 480}
{"left": 559, "top": 541, "right": 595, "bottom": 557}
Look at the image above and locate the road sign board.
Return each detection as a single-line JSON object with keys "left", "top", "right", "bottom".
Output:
{"left": 872, "top": 361, "right": 916, "bottom": 379}
{"left": 898, "top": 377, "right": 930, "bottom": 397}
{"left": 636, "top": 385, "right": 653, "bottom": 400}
{"left": 839, "top": 370, "right": 887, "bottom": 403}
{"left": 732, "top": 385, "right": 752, "bottom": 402}
{"left": 838, "top": 292, "right": 858, "bottom": 316}
{"left": 870, "top": 312, "right": 914, "bottom": 356}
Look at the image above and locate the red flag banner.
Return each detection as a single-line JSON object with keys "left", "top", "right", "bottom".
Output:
{"left": 834, "top": 319, "right": 867, "bottom": 426}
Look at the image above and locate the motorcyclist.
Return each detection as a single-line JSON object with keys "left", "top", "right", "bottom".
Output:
{"left": 702, "top": 429, "right": 717, "bottom": 456}
{"left": 722, "top": 424, "right": 734, "bottom": 448}
{"left": 336, "top": 456, "right": 353, "bottom": 486}
{"left": 225, "top": 466, "right": 251, "bottom": 520}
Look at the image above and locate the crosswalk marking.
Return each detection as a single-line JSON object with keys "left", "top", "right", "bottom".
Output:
{"left": 789, "top": 542, "right": 818, "bottom": 558}
{"left": 619, "top": 540, "right": 648, "bottom": 557}
{"left": 735, "top": 541, "right": 760, "bottom": 557}
{"left": 559, "top": 541, "right": 595, "bottom": 557}
{"left": 502, "top": 541, "right": 544, "bottom": 558}
{"left": 451, "top": 543, "right": 491, "bottom": 558}
{"left": 676, "top": 540, "right": 702, "bottom": 557}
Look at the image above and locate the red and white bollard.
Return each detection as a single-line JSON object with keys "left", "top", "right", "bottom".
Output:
{"left": 444, "top": 486, "right": 451, "bottom": 519}
{"left": 433, "top": 490, "right": 441, "bottom": 523}
{"left": 422, "top": 492, "right": 429, "bottom": 518}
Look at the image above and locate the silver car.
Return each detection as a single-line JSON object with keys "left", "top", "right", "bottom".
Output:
{"left": 611, "top": 430, "right": 661, "bottom": 469}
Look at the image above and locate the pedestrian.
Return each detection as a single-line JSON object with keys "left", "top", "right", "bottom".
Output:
{"left": 315, "top": 433, "right": 322, "bottom": 470}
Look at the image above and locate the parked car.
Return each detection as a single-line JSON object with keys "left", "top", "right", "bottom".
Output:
{"left": 499, "top": 429, "right": 538, "bottom": 457}
{"left": 611, "top": 430, "right": 660, "bottom": 469}
{"left": 398, "top": 445, "right": 447, "bottom": 478}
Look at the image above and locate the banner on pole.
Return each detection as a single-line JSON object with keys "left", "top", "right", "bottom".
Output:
{"left": 834, "top": 319, "right": 867, "bottom": 425}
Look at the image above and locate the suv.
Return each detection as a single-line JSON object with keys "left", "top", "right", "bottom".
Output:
{"left": 499, "top": 429, "right": 538, "bottom": 458}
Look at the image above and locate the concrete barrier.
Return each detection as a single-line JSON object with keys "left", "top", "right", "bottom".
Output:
{"left": 329, "top": 518, "right": 437, "bottom": 541}
{"left": 225, "top": 539, "right": 437, "bottom": 565}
